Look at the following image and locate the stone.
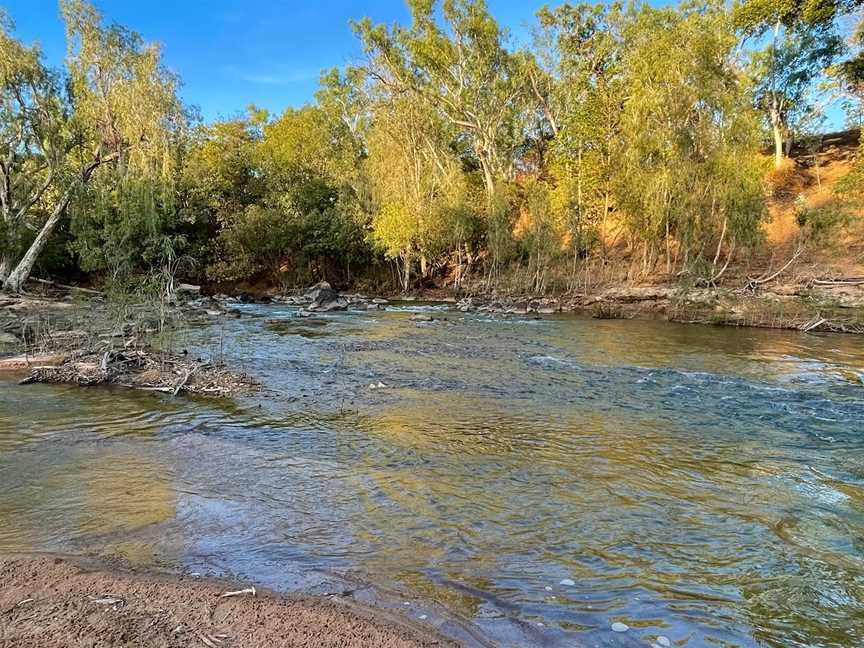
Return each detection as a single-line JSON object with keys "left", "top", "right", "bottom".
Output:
{"left": 611, "top": 622, "right": 629, "bottom": 633}
{"left": 306, "top": 281, "right": 347, "bottom": 311}
{"left": 656, "top": 636, "right": 671, "bottom": 647}
{"left": 309, "top": 298, "right": 348, "bottom": 312}
{"left": 559, "top": 578, "right": 575, "bottom": 586}
{"left": 410, "top": 314, "right": 433, "bottom": 322}
{"left": 176, "top": 283, "right": 201, "bottom": 295}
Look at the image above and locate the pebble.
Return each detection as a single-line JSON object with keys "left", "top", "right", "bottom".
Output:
{"left": 544, "top": 586, "right": 552, "bottom": 591}
{"left": 559, "top": 578, "right": 575, "bottom": 586}
{"left": 611, "top": 622, "right": 629, "bottom": 633}
{"left": 656, "top": 636, "right": 671, "bottom": 647}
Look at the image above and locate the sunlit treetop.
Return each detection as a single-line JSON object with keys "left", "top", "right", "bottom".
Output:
{"left": 732, "top": 0, "right": 862, "bottom": 35}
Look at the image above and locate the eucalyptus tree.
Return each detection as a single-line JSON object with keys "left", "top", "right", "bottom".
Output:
{"left": 615, "top": 0, "right": 765, "bottom": 278}
{"left": 0, "top": 13, "right": 65, "bottom": 283}
{"left": 749, "top": 24, "right": 841, "bottom": 167}
{"left": 353, "top": 0, "right": 528, "bottom": 205}
{"left": 2, "top": 0, "right": 183, "bottom": 292}
{"left": 533, "top": 2, "right": 625, "bottom": 260}
{"left": 366, "top": 94, "right": 471, "bottom": 291}
{"left": 734, "top": 0, "right": 849, "bottom": 167}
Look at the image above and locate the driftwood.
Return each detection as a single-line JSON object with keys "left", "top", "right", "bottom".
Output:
{"left": 18, "top": 348, "right": 257, "bottom": 396}
{"left": 812, "top": 277, "right": 864, "bottom": 287}
{"left": 745, "top": 246, "right": 804, "bottom": 291}
{"left": 219, "top": 587, "right": 256, "bottom": 599}
{"left": 28, "top": 277, "right": 103, "bottom": 295}
{"left": 0, "top": 353, "right": 66, "bottom": 371}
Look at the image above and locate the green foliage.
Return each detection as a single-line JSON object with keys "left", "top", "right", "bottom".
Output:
{"left": 198, "top": 103, "right": 371, "bottom": 286}
{"left": 732, "top": 0, "right": 861, "bottom": 35}
{"left": 794, "top": 196, "right": 851, "bottom": 241}
{"left": 354, "top": 0, "right": 529, "bottom": 201}
{"left": 70, "top": 169, "right": 181, "bottom": 276}
{"left": 3, "top": 0, "right": 859, "bottom": 293}
{"left": 366, "top": 95, "right": 474, "bottom": 286}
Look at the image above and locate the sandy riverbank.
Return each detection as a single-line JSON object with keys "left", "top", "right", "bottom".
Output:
{"left": 0, "top": 555, "right": 457, "bottom": 648}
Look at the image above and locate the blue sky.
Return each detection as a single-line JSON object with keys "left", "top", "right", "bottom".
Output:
{"left": 4, "top": 1, "right": 542, "bottom": 122}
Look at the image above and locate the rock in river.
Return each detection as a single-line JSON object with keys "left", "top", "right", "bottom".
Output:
{"left": 306, "top": 281, "right": 348, "bottom": 312}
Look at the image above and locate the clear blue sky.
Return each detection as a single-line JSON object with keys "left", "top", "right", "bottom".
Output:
{"left": 4, "top": 1, "right": 541, "bottom": 122}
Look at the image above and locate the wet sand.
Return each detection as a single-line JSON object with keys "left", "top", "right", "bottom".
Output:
{"left": 0, "top": 555, "right": 456, "bottom": 647}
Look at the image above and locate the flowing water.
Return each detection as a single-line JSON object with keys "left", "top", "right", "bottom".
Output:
{"left": 2, "top": 304, "right": 864, "bottom": 647}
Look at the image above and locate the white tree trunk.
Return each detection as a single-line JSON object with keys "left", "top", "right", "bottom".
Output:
{"left": 2, "top": 188, "right": 72, "bottom": 292}
{"left": 772, "top": 119, "right": 784, "bottom": 169}
{"left": 0, "top": 256, "right": 10, "bottom": 283}
{"left": 3, "top": 157, "right": 104, "bottom": 293}
{"left": 402, "top": 252, "right": 411, "bottom": 293}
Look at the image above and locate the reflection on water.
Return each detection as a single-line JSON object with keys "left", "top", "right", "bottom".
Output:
{"left": 1, "top": 306, "right": 863, "bottom": 647}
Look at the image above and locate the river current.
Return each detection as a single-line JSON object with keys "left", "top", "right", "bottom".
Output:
{"left": 1, "top": 303, "right": 863, "bottom": 647}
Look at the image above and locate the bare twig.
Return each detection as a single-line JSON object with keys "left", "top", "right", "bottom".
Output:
{"left": 219, "top": 587, "right": 256, "bottom": 599}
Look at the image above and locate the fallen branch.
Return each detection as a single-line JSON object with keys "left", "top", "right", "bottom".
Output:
{"left": 745, "top": 245, "right": 804, "bottom": 291}
{"left": 801, "top": 317, "right": 827, "bottom": 333}
{"left": 28, "top": 277, "right": 103, "bottom": 295}
{"left": 812, "top": 278, "right": 864, "bottom": 286}
{"left": 17, "top": 348, "right": 257, "bottom": 396}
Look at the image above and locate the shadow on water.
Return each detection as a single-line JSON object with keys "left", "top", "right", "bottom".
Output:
{"left": 1, "top": 305, "right": 863, "bottom": 647}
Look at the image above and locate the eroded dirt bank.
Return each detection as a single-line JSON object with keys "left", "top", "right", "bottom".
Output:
{"left": 0, "top": 555, "right": 456, "bottom": 648}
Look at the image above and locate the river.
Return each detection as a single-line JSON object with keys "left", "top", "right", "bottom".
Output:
{"left": 1, "top": 303, "right": 863, "bottom": 647}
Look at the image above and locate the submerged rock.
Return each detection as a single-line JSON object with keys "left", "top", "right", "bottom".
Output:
{"left": 611, "top": 622, "right": 629, "bottom": 633}
{"left": 410, "top": 314, "right": 434, "bottom": 322}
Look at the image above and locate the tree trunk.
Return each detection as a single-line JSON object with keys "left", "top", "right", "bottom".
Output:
{"left": 402, "top": 252, "right": 411, "bottom": 293}
{"left": 480, "top": 159, "right": 495, "bottom": 206}
{"left": 3, "top": 157, "right": 105, "bottom": 293}
{"left": 3, "top": 190, "right": 72, "bottom": 292}
{"left": 772, "top": 116, "right": 785, "bottom": 169}
{"left": 0, "top": 255, "right": 10, "bottom": 283}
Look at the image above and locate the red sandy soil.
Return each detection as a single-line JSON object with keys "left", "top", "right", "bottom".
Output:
{"left": 0, "top": 555, "right": 458, "bottom": 648}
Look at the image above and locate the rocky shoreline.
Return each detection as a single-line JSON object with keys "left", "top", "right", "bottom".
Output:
{"left": 2, "top": 278, "right": 862, "bottom": 388}
{"left": 204, "top": 279, "right": 864, "bottom": 334}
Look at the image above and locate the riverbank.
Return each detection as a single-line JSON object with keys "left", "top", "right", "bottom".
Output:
{"left": 0, "top": 290, "right": 259, "bottom": 395}
{"left": 437, "top": 281, "right": 864, "bottom": 333}
{"left": 0, "top": 555, "right": 456, "bottom": 648}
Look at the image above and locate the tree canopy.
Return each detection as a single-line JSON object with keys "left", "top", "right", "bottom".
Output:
{"left": 0, "top": 0, "right": 861, "bottom": 294}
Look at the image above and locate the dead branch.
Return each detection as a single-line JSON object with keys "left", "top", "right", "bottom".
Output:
{"left": 745, "top": 245, "right": 804, "bottom": 291}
